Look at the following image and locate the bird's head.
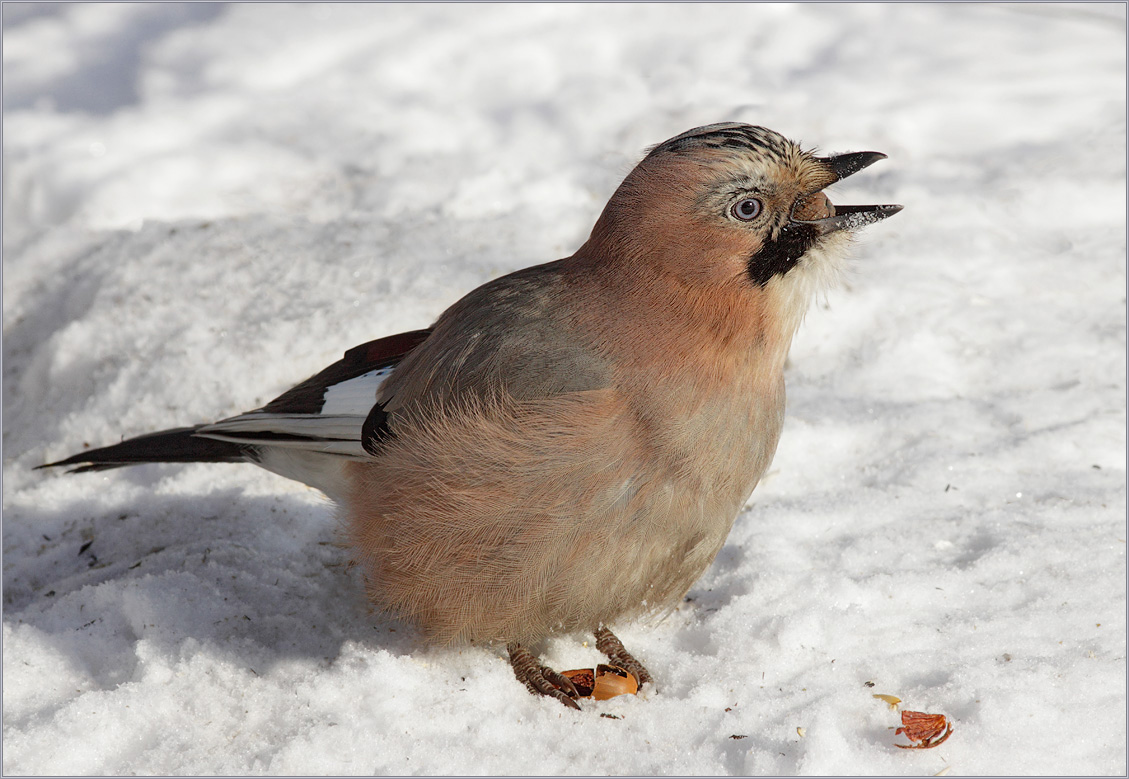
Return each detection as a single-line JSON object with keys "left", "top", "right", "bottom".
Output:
{"left": 585, "top": 123, "right": 901, "bottom": 334}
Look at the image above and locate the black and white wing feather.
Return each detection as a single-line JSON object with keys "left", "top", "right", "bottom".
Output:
{"left": 39, "top": 329, "right": 432, "bottom": 498}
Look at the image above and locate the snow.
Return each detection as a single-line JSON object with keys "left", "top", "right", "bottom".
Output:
{"left": 3, "top": 3, "right": 1125, "bottom": 774}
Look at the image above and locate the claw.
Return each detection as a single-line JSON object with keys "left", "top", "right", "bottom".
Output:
{"left": 594, "top": 627, "right": 653, "bottom": 686}
{"left": 508, "top": 643, "right": 582, "bottom": 710}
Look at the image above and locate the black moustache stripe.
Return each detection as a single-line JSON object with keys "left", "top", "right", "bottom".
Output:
{"left": 746, "top": 222, "right": 818, "bottom": 286}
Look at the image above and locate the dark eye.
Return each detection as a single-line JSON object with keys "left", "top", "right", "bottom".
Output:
{"left": 731, "top": 197, "right": 763, "bottom": 221}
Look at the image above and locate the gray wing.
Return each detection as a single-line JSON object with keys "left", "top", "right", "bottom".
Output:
{"left": 378, "top": 259, "right": 612, "bottom": 416}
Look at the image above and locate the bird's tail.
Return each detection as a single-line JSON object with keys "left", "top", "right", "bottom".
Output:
{"left": 37, "top": 427, "right": 253, "bottom": 473}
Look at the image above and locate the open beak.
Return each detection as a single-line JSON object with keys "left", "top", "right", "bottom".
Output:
{"left": 792, "top": 151, "right": 903, "bottom": 235}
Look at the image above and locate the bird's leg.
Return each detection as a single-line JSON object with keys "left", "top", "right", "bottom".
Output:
{"left": 507, "top": 642, "right": 581, "bottom": 710}
{"left": 594, "top": 627, "right": 653, "bottom": 686}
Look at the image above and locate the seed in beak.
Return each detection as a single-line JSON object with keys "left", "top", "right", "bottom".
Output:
{"left": 792, "top": 191, "right": 834, "bottom": 222}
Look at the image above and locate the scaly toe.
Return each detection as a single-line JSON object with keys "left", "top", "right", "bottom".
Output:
{"left": 508, "top": 643, "right": 581, "bottom": 710}
{"left": 594, "top": 627, "right": 653, "bottom": 686}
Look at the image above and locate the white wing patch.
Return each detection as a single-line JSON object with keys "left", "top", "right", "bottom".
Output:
{"left": 320, "top": 366, "right": 394, "bottom": 415}
{"left": 192, "top": 366, "right": 394, "bottom": 460}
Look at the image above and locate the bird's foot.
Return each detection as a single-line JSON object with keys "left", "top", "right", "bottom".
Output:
{"left": 594, "top": 626, "right": 652, "bottom": 686}
{"left": 507, "top": 642, "right": 581, "bottom": 710}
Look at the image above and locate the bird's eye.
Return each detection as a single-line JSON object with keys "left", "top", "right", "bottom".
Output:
{"left": 731, "top": 198, "right": 763, "bottom": 221}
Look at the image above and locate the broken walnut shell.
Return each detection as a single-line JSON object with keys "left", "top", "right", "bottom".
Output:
{"left": 560, "top": 664, "right": 639, "bottom": 700}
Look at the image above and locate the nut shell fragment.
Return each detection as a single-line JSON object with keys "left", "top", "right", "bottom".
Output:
{"left": 561, "top": 668, "right": 596, "bottom": 697}
{"left": 894, "top": 710, "right": 953, "bottom": 750}
{"left": 561, "top": 664, "right": 639, "bottom": 700}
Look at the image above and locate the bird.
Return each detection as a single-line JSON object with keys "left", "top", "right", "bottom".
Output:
{"left": 39, "top": 123, "right": 901, "bottom": 709}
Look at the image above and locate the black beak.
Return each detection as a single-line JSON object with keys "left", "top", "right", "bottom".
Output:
{"left": 821, "top": 150, "right": 888, "bottom": 183}
{"left": 794, "top": 151, "right": 903, "bottom": 235}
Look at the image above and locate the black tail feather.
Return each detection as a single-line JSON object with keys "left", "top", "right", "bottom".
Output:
{"left": 37, "top": 427, "right": 254, "bottom": 473}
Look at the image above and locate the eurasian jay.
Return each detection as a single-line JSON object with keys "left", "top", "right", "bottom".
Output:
{"left": 40, "top": 123, "right": 901, "bottom": 708}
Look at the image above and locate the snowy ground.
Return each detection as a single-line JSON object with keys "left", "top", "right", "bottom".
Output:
{"left": 3, "top": 3, "right": 1125, "bottom": 775}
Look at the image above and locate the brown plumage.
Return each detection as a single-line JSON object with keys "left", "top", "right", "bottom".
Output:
{"left": 39, "top": 123, "right": 901, "bottom": 709}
